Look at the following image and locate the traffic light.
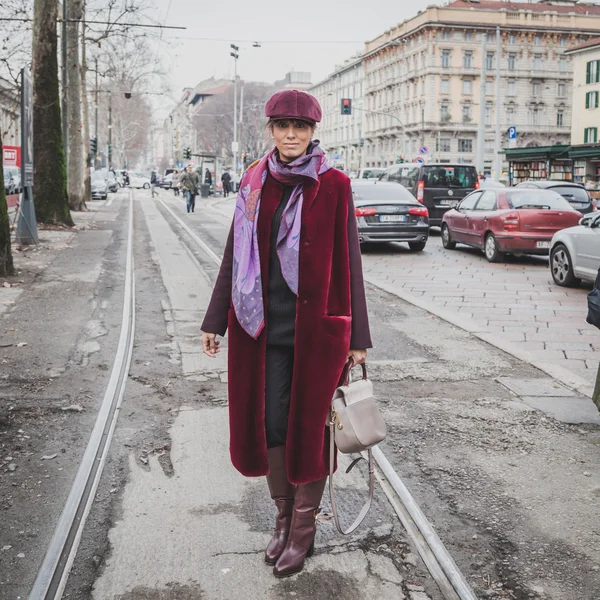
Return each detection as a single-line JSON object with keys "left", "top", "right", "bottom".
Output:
{"left": 242, "top": 152, "right": 248, "bottom": 166}
{"left": 183, "top": 147, "right": 191, "bottom": 159}
{"left": 341, "top": 98, "right": 352, "bottom": 115}
{"left": 90, "top": 137, "right": 97, "bottom": 154}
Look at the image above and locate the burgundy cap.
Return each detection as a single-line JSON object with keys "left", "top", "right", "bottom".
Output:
{"left": 265, "top": 90, "right": 322, "bottom": 124}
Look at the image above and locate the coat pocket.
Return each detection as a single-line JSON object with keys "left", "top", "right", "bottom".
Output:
{"left": 321, "top": 314, "right": 352, "bottom": 341}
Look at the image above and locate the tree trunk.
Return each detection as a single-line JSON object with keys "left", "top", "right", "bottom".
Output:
{"left": 32, "top": 0, "right": 74, "bottom": 225}
{"left": 66, "top": 0, "right": 86, "bottom": 211}
{"left": 0, "top": 133, "right": 15, "bottom": 277}
{"left": 80, "top": 5, "right": 91, "bottom": 202}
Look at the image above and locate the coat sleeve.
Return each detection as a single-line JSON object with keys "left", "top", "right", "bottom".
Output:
{"left": 201, "top": 220, "right": 234, "bottom": 336}
{"left": 346, "top": 185, "right": 373, "bottom": 349}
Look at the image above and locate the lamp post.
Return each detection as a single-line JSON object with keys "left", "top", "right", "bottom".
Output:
{"left": 230, "top": 44, "right": 239, "bottom": 175}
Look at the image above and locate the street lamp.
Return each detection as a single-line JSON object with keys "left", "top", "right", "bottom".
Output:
{"left": 230, "top": 44, "right": 239, "bottom": 175}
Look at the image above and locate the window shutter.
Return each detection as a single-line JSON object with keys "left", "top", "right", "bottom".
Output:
{"left": 596, "top": 92, "right": 600, "bottom": 109}
{"left": 586, "top": 92, "right": 590, "bottom": 109}
{"left": 585, "top": 128, "right": 590, "bottom": 144}
{"left": 597, "top": 61, "right": 600, "bottom": 83}
{"left": 587, "top": 61, "right": 592, "bottom": 84}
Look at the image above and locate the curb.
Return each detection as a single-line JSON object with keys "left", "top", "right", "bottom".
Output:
{"left": 363, "top": 274, "right": 595, "bottom": 400}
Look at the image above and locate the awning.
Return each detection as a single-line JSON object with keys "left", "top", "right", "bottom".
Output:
{"left": 505, "top": 145, "right": 571, "bottom": 162}
{"left": 568, "top": 144, "right": 600, "bottom": 160}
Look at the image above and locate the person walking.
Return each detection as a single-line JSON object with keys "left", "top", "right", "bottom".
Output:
{"left": 180, "top": 164, "right": 200, "bottom": 213}
{"left": 204, "top": 168, "right": 213, "bottom": 186}
{"left": 200, "top": 90, "right": 372, "bottom": 578}
{"left": 151, "top": 169, "right": 158, "bottom": 197}
{"left": 221, "top": 169, "right": 232, "bottom": 198}
{"left": 172, "top": 169, "right": 180, "bottom": 196}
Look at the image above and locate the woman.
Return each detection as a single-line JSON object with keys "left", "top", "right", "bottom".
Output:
{"left": 201, "top": 90, "right": 372, "bottom": 578}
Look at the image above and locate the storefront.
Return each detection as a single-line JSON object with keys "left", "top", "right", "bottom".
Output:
{"left": 570, "top": 143, "right": 600, "bottom": 202}
{"left": 505, "top": 145, "right": 572, "bottom": 186}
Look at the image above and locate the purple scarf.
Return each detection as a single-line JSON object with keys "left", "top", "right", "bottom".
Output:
{"left": 232, "top": 142, "right": 331, "bottom": 339}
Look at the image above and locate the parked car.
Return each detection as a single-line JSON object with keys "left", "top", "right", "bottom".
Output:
{"left": 159, "top": 172, "right": 175, "bottom": 189}
{"left": 516, "top": 181, "right": 595, "bottom": 214}
{"left": 378, "top": 163, "right": 479, "bottom": 227}
{"left": 480, "top": 178, "right": 505, "bottom": 189}
{"left": 441, "top": 188, "right": 581, "bottom": 262}
{"left": 106, "top": 170, "right": 118, "bottom": 193}
{"left": 91, "top": 171, "right": 108, "bottom": 200}
{"left": 129, "top": 172, "right": 151, "bottom": 189}
{"left": 351, "top": 168, "right": 385, "bottom": 180}
{"left": 352, "top": 180, "right": 429, "bottom": 251}
{"left": 549, "top": 212, "right": 600, "bottom": 287}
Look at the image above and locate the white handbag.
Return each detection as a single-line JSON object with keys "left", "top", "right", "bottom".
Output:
{"left": 328, "top": 359, "right": 387, "bottom": 534}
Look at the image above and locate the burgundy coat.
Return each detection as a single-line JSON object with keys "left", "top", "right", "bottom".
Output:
{"left": 201, "top": 167, "right": 372, "bottom": 484}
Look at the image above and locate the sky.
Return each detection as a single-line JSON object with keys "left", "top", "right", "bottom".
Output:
{"left": 155, "top": 0, "right": 435, "bottom": 98}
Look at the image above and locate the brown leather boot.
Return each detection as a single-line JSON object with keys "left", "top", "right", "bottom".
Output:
{"left": 265, "top": 446, "right": 296, "bottom": 565}
{"left": 273, "top": 477, "right": 327, "bottom": 578}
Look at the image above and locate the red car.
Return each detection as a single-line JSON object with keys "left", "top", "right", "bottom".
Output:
{"left": 441, "top": 188, "right": 582, "bottom": 262}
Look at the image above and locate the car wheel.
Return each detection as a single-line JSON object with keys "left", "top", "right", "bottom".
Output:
{"left": 484, "top": 233, "right": 503, "bottom": 263}
{"left": 441, "top": 224, "right": 456, "bottom": 249}
{"left": 550, "top": 244, "right": 580, "bottom": 287}
{"left": 143, "top": 183, "right": 150, "bottom": 189}
{"left": 409, "top": 241, "right": 427, "bottom": 252}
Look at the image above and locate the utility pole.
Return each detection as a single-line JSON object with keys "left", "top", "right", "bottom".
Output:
{"left": 94, "top": 57, "right": 98, "bottom": 168}
{"left": 108, "top": 91, "right": 112, "bottom": 168}
{"left": 494, "top": 26, "right": 502, "bottom": 180}
{"left": 61, "top": 0, "right": 68, "bottom": 164}
{"left": 476, "top": 32, "right": 488, "bottom": 174}
{"left": 230, "top": 44, "right": 239, "bottom": 175}
{"left": 239, "top": 83, "right": 244, "bottom": 164}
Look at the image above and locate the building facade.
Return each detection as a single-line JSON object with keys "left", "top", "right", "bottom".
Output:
{"left": 566, "top": 36, "right": 600, "bottom": 183}
{"left": 0, "top": 77, "right": 20, "bottom": 147}
{"left": 310, "top": 57, "right": 364, "bottom": 171}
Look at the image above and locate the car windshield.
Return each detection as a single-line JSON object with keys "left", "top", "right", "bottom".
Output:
{"left": 361, "top": 169, "right": 383, "bottom": 179}
{"left": 352, "top": 183, "right": 414, "bottom": 202}
{"left": 91, "top": 172, "right": 106, "bottom": 181}
{"left": 549, "top": 186, "right": 590, "bottom": 204}
{"left": 507, "top": 191, "right": 573, "bottom": 210}
{"left": 422, "top": 166, "right": 477, "bottom": 188}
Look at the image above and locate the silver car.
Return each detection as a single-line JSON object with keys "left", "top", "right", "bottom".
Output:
{"left": 550, "top": 212, "right": 600, "bottom": 287}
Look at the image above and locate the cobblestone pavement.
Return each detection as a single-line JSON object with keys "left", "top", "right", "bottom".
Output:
{"left": 360, "top": 235, "right": 599, "bottom": 395}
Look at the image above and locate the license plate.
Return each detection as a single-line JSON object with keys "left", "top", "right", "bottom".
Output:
{"left": 379, "top": 215, "right": 407, "bottom": 222}
{"left": 439, "top": 199, "right": 457, "bottom": 206}
{"left": 536, "top": 241, "right": 550, "bottom": 249}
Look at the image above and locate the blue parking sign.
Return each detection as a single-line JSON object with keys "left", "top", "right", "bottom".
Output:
{"left": 508, "top": 126, "right": 517, "bottom": 140}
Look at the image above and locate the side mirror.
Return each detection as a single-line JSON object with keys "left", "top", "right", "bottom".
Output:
{"left": 579, "top": 216, "right": 593, "bottom": 227}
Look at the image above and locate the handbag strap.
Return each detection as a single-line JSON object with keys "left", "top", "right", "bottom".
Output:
{"left": 328, "top": 419, "right": 375, "bottom": 535}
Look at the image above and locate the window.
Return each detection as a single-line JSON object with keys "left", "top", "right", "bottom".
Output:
{"left": 462, "top": 104, "right": 472, "bottom": 123}
{"left": 466, "top": 32, "right": 473, "bottom": 41}
{"left": 528, "top": 107, "right": 541, "bottom": 125}
{"left": 440, "top": 78, "right": 450, "bottom": 94}
{"left": 586, "top": 60, "right": 600, "bottom": 84}
{"left": 586, "top": 90, "right": 600, "bottom": 109}
{"left": 506, "top": 104, "right": 515, "bottom": 121}
{"left": 507, "top": 80, "right": 516, "bottom": 96}
{"left": 556, "top": 111, "right": 564, "bottom": 127}
{"left": 421, "top": 52, "right": 426, "bottom": 68}
{"left": 442, "top": 50, "right": 451, "bottom": 68}
{"left": 534, "top": 35, "right": 542, "bottom": 46}
{"left": 484, "top": 139, "right": 494, "bottom": 153}
{"left": 559, "top": 37, "right": 566, "bottom": 47}
{"left": 463, "top": 51, "right": 473, "bottom": 68}
{"left": 584, "top": 127, "right": 598, "bottom": 143}
{"left": 440, "top": 102, "right": 450, "bottom": 121}
{"left": 532, "top": 82, "right": 541, "bottom": 97}
{"left": 486, "top": 79, "right": 494, "bottom": 95}
{"left": 459, "top": 192, "right": 482, "bottom": 211}
{"left": 508, "top": 34, "right": 517, "bottom": 44}
{"left": 558, "top": 83, "right": 566, "bottom": 97}
{"left": 485, "top": 104, "right": 493, "bottom": 126}
{"left": 559, "top": 57, "right": 567, "bottom": 73}
{"left": 533, "top": 55, "right": 542, "bottom": 71}
{"left": 486, "top": 53, "right": 494, "bottom": 70}
{"left": 458, "top": 139, "right": 473, "bottom": 153}
{"left": 476, "top": 190, "right": 497, "bottom": 211}
{"left": 508, "top": 54, "right": 516, "bottom": 71}
{"left": 462, "top": 79, "right": 473, "bottom": 95}
{"left": 443, "top": 30, "right": 450, "bottom": 41}
{"left": 436, "top": 137, "right": 451, "bottom": 152}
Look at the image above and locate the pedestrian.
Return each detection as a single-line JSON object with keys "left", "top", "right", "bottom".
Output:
{"left": 204, "top": 168, "right": 212, "bottom": 186}
{"left": 200, "top": 90, "right": 372, "bottom": 578}
{"left": 151, "top": 169, "right": 158, "bottom": 197}
{"left": 221, "top": 169, "right": 232, "bottom": 197}
{"left": 172, "top": 169, "right": 180, "bottom": 196}
{"left": 180, "top": 164, "right": 200, "bottom": 213}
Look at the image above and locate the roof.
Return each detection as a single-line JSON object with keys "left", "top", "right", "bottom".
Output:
{"left": 447, "top": 1, "right": 600, "bottom": 16}
{"left": 505, "top": 145, "right": 571, "bottom": 160}
{"left": 565, "top": 36, "right": 600, "bottom": 53}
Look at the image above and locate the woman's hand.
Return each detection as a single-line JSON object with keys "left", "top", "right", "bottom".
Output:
{"left": 202, "top": 332, "right": 221, "bottom": 357}
{"left": 347, "top": 349, "right": 367, "bottom": 365}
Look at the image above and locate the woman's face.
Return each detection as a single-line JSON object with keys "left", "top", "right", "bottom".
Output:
{"left": 271, "top": 119, "right": 313, "bottom": 163}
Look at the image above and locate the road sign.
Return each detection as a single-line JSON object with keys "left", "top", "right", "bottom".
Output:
{"left": 414, "top": 157, "right": 424, "bottom": 164}
{"left": 231, "top": 141, "right": 239, "bottom": 153}
{"left": 334, "top": 153, "right": 341, "bottom": 161}
{"left": 508, "top": 126, "right": 517, "bottom": 140}
{"left": 419, "top": 146, "right": 428, "bottom": 155}
{"left": 177, "top": 161, "right": 183, "bottom": 168}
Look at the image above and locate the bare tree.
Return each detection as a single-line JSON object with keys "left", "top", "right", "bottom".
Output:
{"left": 0, "top": 132, "right": 15, "bottom": 276}
{"left": 32, "top": 0, "right": 72, "bottom": 225}
{"left": 66, "top": 0, "right": 86, "bottom": 211}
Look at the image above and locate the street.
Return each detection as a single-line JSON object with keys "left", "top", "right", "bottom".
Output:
{"left": 1, "top": 189, "right": 598, "bottom": 599}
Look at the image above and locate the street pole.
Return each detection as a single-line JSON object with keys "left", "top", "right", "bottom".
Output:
{"left": 494, "top": 26, "right": 502, "bottom": 180}
{"left": 230, "top": 45, "right": 239, "bottom": 175}
{"left": 476, "top": 32, "right": 488, "bottom": 174}
{"left": 94, "top": 57, "right": 98, "bottom": 168}
{"left": 108, "top": 91, "right": 112, "bottom": 168}
{"left": 61, "top": 0, "right": 68, "bottom": 164}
